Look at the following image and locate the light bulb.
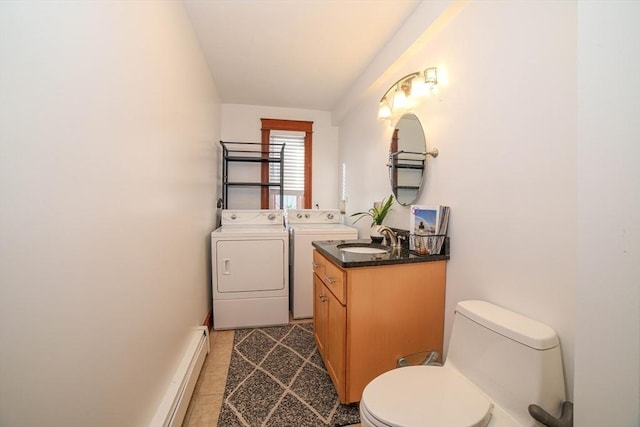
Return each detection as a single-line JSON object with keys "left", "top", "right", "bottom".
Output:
{"left": 411, "top": 79, "right": 430, "bottom": 98}
{"left": 393, "top": 88, "right": 409, "bottom": 110}
{"left": 377, "top": 100, "right": 391, "bottom": 119}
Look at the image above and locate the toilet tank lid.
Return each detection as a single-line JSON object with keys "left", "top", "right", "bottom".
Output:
{"left": 456, "top": 300, "right": 559, "bottom": 350}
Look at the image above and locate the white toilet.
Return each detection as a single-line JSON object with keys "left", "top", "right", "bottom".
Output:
{"left": 360, "top": 300, "right": 566, "bottom": 427}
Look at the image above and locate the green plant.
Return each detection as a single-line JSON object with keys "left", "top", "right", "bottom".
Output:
{"left": 351, "top": 195, "right": 394, "bottom": 226}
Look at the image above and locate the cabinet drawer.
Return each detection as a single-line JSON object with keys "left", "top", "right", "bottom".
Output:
{"left": 313, "top": 250, "right": 346, "bottom": 304}
{"left": 312, "top": 250, "right": 326, "bottom": 277}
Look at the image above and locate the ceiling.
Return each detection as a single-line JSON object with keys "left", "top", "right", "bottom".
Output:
{"left": 183, "top": 0, "right": 421, "bottom": 112}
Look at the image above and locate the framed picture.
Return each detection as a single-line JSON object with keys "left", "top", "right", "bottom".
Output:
{"left": 410, "top": 205, "right": 439, "bottom": 235}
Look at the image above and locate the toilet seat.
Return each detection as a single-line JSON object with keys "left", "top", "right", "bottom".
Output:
{"left": 360, "top": 366, "right": 494, "bottom": 427}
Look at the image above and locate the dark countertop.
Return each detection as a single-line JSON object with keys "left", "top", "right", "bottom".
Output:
{"left": 312, "top": 239, "right": 449, "bottom": 268}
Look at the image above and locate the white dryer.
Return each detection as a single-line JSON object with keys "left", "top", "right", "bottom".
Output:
{"left": 211, "top": 209, "right": 289, "bottom": 330}
{"left": 286, "top": 209, "right": 358, "bottom": 319}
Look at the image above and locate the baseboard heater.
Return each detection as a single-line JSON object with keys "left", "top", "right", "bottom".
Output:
{"left": 150, "top": 326, "right": 210, "bottom": 427}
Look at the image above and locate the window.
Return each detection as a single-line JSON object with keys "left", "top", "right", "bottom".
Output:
{"left": 260, "top": 118, "right": 313, "bottom": 209}
{"left": 269, "top": 132, "right": 305, "bottom": 209}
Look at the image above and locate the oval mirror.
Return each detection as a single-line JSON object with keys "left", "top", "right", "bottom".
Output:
{"left": 388, "top": 113, "right": 427, "bottom": 205}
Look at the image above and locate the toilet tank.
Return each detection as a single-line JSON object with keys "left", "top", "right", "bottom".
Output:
{"left": 446, "top": 301, "right": 566, "bottom": 426}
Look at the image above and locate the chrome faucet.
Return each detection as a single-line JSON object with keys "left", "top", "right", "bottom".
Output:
{"left": 377, "top": 226, "right": 400, "bottom": 248}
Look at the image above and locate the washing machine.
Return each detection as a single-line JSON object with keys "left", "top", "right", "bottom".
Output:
{"left": 211, "top": 209, "right": 289, "bottom": 330}
{"left": 286, "top": 209, "right": 358, "bottom": 319}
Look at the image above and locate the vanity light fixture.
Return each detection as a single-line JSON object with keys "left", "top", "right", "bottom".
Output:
{"left": 377, "top": 67, "right": 438, "bottom": 120}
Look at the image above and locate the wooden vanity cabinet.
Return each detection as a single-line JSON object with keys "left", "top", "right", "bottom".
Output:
{"left": 312, "top": 249, "right": 446, "bottom": 404}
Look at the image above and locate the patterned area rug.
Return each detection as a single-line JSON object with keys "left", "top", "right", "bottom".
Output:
{"left": 216, "top": 323, "right": 360, "bottom": 426}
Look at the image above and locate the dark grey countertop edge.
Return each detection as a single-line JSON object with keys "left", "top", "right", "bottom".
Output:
{"left": 312, "top": 239, "right": 450, "bottom": 269}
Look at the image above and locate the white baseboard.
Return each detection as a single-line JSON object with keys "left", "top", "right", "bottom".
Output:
{"left": 149, "top": 326, "right": 210, "bottom": 427}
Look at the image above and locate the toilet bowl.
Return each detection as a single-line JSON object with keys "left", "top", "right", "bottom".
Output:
{"left": 360, "top": 366, "right": 494, "bottom": 427}
{"left": 359, "top": 300, "right": 566, "bottom": 427}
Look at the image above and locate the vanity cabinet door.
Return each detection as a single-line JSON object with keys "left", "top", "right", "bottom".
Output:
{"left": 325, "top": 288, "right": 346, "bottom": 401}
{"left": 313, "top": 275, "right": 328, "bottom": 357}
{"left": 313, "top": 273, "right": 346, "bottom": 401}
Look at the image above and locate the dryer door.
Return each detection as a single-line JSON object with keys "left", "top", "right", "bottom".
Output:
{"left": 215, "top": 238, "right": 286, "bottom": 297}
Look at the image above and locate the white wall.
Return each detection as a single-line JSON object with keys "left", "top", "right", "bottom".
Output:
{"left": 0, "top": 2, "right": 219, "bottom": 426}
{"left": 220, "top": 104, "right": 339, "bottom": 209}
{"left": 575, "top": 2, "right": 640, "bottom": 425}
{"left": 338, "top": 0, "right": 577, "bottom": 400}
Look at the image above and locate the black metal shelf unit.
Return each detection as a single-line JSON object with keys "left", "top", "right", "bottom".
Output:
{"left": 220, "top": 141, "right": 284, "bottom": 209}
{"left": 387, "top": 150, "right": 425, "bottom": 192}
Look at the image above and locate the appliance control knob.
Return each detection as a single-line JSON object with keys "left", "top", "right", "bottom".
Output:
{"left": 297, "top": 213, "right": 303, "bottom": 219}
{"left": 327, "top": 213, "right": 334, "bottom": 220}
{"left": 304, "top": 213, "right": 310, "bottom": 219}
{"left": 267, "top": 213, "right": 276, "bottom": 221}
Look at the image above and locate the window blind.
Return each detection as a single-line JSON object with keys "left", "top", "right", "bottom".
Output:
{"left": 269, "top": 133, "right": 305, "bottom": 193}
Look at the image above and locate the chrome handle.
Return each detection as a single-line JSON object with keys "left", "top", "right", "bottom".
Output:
{"left": 319, "top": 295, "right": 328, "bottom": 303}
{"left": 324, "top": 275, "right": 336, "bottom": 284}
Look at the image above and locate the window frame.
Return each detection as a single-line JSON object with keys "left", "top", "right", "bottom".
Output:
{"left": 260, "top": 118, "right": 313, "bottom": 209}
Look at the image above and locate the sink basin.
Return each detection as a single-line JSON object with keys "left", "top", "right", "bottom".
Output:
{"left": 341, "top": 247, "right": 388, "bottom": 254}
{"left": 338, "top": 244, "right": 389, "bottom": 254}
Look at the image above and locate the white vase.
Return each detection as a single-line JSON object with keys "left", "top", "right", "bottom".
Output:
{"left": 370, "top": 224, "right": 384, "bottom": 243}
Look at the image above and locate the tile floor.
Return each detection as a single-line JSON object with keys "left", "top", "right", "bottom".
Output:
{"left": 181, "top": 321, "right": 361, "bottom": 427}
{"left": 182, "top": 328, "right": 235, "bottom": 426}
